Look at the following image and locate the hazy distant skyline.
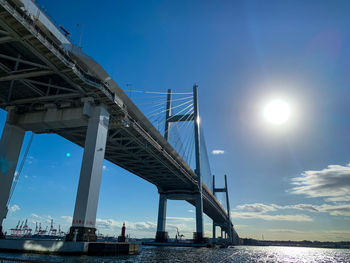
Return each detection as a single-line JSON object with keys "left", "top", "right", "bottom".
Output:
{"left": 1, "top": 0, "right": 350, "bottom": 241}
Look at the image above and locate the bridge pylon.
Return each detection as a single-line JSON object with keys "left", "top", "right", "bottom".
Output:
{"left": 213, "top": 174, "right": 235, "bottom": 244}
{"left": 155, "top": 85, "right": 205, "bottom": 243}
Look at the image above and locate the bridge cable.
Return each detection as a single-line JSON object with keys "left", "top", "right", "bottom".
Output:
{"left": 147, "top": 99, "right": 193, "bottom": 118}
{"left": 137, "top": 95, "right": 193, "bottom": 106}
{"left": 163, "top": 105, "right": 193, "bottom": 140}
{"left": 123, "top": 89, "right": 192, "bottom": 95}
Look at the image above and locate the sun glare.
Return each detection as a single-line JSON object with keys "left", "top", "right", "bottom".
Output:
{"left": 263, "top": 99, "right": 291, "bottom": 125}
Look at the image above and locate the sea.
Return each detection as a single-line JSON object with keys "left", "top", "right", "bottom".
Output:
{"left": 0, "top": 245, "right": 350, "bottom": 263}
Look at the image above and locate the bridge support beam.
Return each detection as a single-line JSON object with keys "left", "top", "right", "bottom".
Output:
{"left": 66, "top": 105, "right": 109, "bottom": 242}
{"left": 0, "top": 110, "right": 25, "bottom": 238}
{"left": 155, "top": 193, "right": 168, "bottom": 242}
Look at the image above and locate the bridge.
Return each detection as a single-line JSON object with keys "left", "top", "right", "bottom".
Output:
{"left": 0, "top": 0, "right": 239, "bottom": 244}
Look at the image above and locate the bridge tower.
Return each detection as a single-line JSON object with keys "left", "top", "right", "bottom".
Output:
{"left": 213, "top": 174, "right": 234, "bottom": 244}
{"left": 155, "top": 84, "right": 204, "bottom": 243}
{"left": 193, "top": 84, "right": 204, "bottom": 243}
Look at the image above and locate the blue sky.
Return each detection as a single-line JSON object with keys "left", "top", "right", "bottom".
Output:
{"left": 2, "top": 0, "right": 350, "bottom": 241}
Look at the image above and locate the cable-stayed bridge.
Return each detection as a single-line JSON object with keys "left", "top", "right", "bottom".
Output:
{"left": 0, "top": 0, "right": 239, "bottom": 244}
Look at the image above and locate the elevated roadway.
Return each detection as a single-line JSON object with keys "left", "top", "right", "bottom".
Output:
{"left": 0, "top": 0, "right": 238, "bottom": 243}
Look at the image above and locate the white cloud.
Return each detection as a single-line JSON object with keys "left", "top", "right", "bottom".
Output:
{"left": 167, "top": 217, "right": 194, "bottom": 222}
{"left": 96, "top": 218, "right": 157, "bottom": 233}
{"left": 232, "top": 203, "right": 313, "bottom": 222}
{"left": 26, "top": 156, "right": 35, "bottom": 165}
{"left": 326, "top": 196, "right": 350, "bottom": 202}
{"left": 103, "top": 165, "right": 107, "bottom": 170}
{"left": 9, "top": 204, "right": 20, "bottom": 213}
{"left": 317, "top": 204, "right": 350, "bottom": 216}
{"left": 187, "top": 209, "right": 195, "bottom": 213}
{"left": 289, "top": 163, "right": 350, "bottom": 202}
{"left": 231, "top": 211, "right": 312, "bottom": 222}
{"left": 233, "top": 202, "right": 350, "bottom": 221}
{"left": 236, "top": 203, "right": 276, "bottom": 213}
{"left": 29, "top": 213, "right": 51, "bottom": 223}
{"left": 94, "top": 218, "right": 198, "bottom": 238}
{"left": 60, "top": 216, "right": 72, "bottom": 223}
{"left": 273, "top": 204, "right": 319, "bottom": 212}
{"left": 211, "top": 150, "right": 225, "bottom": 155}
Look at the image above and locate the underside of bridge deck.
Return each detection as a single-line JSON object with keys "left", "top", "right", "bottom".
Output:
{"left": 0, "top": 0, "right": 238, "bottom": 244}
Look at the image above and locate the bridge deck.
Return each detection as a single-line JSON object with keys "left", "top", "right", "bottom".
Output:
{"left": 0, "top": 0, "right": 232, "bottom": 227}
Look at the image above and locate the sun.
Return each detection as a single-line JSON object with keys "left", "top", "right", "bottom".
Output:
{"left": 263, "top": 99, "right": 291, "bottom": 125}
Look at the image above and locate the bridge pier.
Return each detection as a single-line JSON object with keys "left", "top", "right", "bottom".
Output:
{"left": 194, "top": 193, "right": 204, "bottom": 242}
{"left": 0, "top": 109, "right": 25, "bottom": 238}
{"left": 155, "top": 193, "right": 168, "bottom": 242}
{"left": 212, "top": 222, "right": 216, "bottom": 242}
{"left": 66, "top": 105, "right": 109, "bottom": 242}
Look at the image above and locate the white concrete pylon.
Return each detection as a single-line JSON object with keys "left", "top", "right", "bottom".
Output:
{"left": 71, "top": 105, "right": 109, "bottom": 229}
{"left": 0, "top": 120, "right": 25, "bottom": 226}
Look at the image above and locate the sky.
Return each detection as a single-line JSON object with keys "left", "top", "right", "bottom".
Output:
{"left": 2, "top": 0, "right": 350, "bottom": 241}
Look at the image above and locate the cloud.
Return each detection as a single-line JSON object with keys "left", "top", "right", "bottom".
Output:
{"left": 234, "top": 202, "right": 350, "bottom": 221}
{"left": 211, "top": 150, "right": 225, "bottom": 155}
{"left": 26, "top": 156, "right": 35, "bottom": 165}
{"left": 232, "top": 203, "right": 315, "bottom": 222}
{"left": 289, "top": 163, "right": 350, "bottom": 202}
{"left": 94, "top": 218, "right": 199, "bottom": 238}
{"left": 317, "top": 204, "right": 350, "bottom": 216}
{"left": 231, "top": 211, "right": 312, "bottom": 222}
{"left": 236, "top": 203, "right": 276, "bottom": 213}
{"left": 273, "top": 204, "right": 319, "bottom": 212}
{"left": 267, "top": 228, "right": 306, "bottom": 234}
{"left": 326, "top": 196, "right": 350, "bottom": 202}
{"left": 29, "top": 213, "right": 52, "bottom": 223}
{"left": 167, "top": 217, "right": 194, "bottom": 222}
{"left": 187, "top": 209, "right": 195, "bottom": 213}
{"left": 60, "top": 216, "right": 72, "bottom": 223}
{"left": 31, "top": 213, "right": 40, "bottom": 218}
{"left": 9, "top": 204, "right": 20, "bottom": 213}
{"left": 96, "top": 218, "right": 157, "bottom": 234}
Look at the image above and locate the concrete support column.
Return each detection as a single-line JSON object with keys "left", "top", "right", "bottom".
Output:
{"left": 155, "top": 193, "right": 168, "bottom": 242}
{"left": 0, "top": 118, "right": 25, "bottom": 238}
{"left": 212, "top": 222, "right": 216, "bottom": 242}
{"left": 194, "top": 193, "right": 204, "bottom": 242}
{"left": 66, "top": 105, "right": 109, "bottom": 242}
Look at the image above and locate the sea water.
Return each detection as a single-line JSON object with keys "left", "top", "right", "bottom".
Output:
{"left": 1, "top": 245, "right": 350, "bottom": 262}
